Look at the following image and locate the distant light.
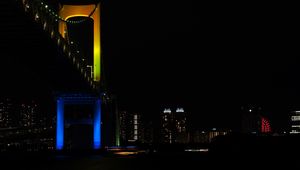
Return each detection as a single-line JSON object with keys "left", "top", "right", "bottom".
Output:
{"left": 128, "top": 139, "right": 137, "bottom": 142}
{"left": 249, "top": 109, "right": 252, "bottom": 112}
{"left": 176, "top": 108, "right": 184, "bottom": 113}
{"left": 126, "top": 146, "right": 137, "bottom": 149}
{"left": 163, "top": 108, "right": 171, "bottom": 113}
{"left": 35, "top": 13, "right": 39, "bottom": 20}
{"left": 43, "top": 22, "right": 47, "bottom": 30}
{"left": 45, "top": 5, "right": 48, "bottom": 9}
{"left": 114, "top": 151, "right": 138, "bottom": 156}
{"left": 184, "top": 149, "right": 209, "bottom": 152}
{"left": 212, "top": 128, "right": 216, "bottom": 131}
{"left": 292, "top": 116, "right": 300, "bottom": 121}
{"left": 290, "top": 131, "right": 300, "bottom": 134}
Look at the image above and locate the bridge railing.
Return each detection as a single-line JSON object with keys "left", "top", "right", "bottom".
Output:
{"left": 19, "top": 0, "right": 98, "bottom": 90}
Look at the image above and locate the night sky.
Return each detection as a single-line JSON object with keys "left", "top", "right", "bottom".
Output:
{"left": 0, "top": 1, "right": 298, "bottom": 129}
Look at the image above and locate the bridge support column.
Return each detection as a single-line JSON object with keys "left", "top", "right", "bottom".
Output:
{"left": 55, "top": 94, "right": 102, "bottom": 150}
{"left": 93, "top": 99, "right": 101, "bottom": 149}
{"left": 56, "top": 98, "right": 64, "bottom": 150}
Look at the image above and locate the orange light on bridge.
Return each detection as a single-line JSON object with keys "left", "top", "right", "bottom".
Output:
{"left": 58, "top": 3, "right": 101, "bottom": 82}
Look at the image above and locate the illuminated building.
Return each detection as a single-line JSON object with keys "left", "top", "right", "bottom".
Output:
{"left": 133, "top": 114, "right": 139, "bottom": 141}
{"left": 101, "top": 93, "right": 120, "bottom": 147}
{"left": 290, "top": 111, "right": 300, "bottom": 134}
{"left": 192, "top": 129, "right": 230, "bottom": 143}
{"left": 120, "top": 111, "right": 128, "bottom": 143}
{"left": 119, "top": 111, "right": 143, "bottom": 144}
{"left": 0, "top": 98, "right": 21, "bottom": 128}
{"left": 160, "top": 107, "right": 188, "bottom": 144}
{"left": 20, "top": 101, "right": 38, "bottom": 128}
{"left": 0, "top": 98, "right": 13, "bottom": 128}
{"left": 161, "top": 108, "right": 172, "bottom": 143}
{"left": 261, "top": 117, "right": 271, "bottom": 133}
{"left": 241, "top": 105, "right": 272, "bottom": 134}
{"left": 0, "top": 98, "right": 47, "bottom": 129}
{"left": 174, "top": 108, "right": 188, "bottom": 143}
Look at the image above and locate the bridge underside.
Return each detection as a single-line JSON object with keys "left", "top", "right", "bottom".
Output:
{"left": 0, "top": 2, "right": 93, "bottom": 99}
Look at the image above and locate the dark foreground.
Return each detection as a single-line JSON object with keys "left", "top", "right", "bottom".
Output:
{"left": 2, "top": 135, "right": 300, "bottom": 169}
{"left": 0, "top": 150, "right": 299, "bottom": 170}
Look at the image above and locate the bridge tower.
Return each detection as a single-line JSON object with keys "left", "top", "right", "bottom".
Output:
{"left": 18, "top": 0, "right": 113, "bottom": 151}
{"left": 58, "top": 2, "right": 101, "bottom": 82}
{"left": 56, "top": 1, "right": 102, "bottom": 150}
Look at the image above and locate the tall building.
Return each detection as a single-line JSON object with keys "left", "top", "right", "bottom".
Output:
{"left": 290, "top": 111, "right": 300, "bottom": 134}
{"left": 101, "top": 93, "right": 119, "bottom": 147}
{"left": 241, "top": 106, "right": 260, "bottom": 134}
{"left": 161, "top": 108, "right": 172, "bottom": 143}
{"left": 241, "top": 105, "right": 272, "bottom": 134}
{"left": 160, "top": 107, "right": 188, "bottom": 144}
{"left": 119, "top": 111, "right": 143, "bottom": 145}
{"left": 0, "top": 98, "right": 18, "bottom": 128}
{"left": 1, "top": 98, "right": 45, "bottom": 129}
{"left": 174, "top": 108, "right": 188, "bottom": 143}
{"left": 261, "top": 116, "right": 271, "bottom": 133}
{"left": 20, "top": 101, "right": 39, "bottom": 128}
{"left": 143, "top": 121, "right": 154, "bottom": 144}
{"left": 0, "top": 98, "right": 12, "bottom": 128}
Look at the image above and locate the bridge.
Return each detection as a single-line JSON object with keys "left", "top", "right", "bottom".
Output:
{"left": 4, "top": 0, "right": 116, "bottom": 151}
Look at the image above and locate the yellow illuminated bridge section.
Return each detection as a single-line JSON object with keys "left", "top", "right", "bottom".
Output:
{"left": 58, "top": 3, "right": 101, "bottom": 82}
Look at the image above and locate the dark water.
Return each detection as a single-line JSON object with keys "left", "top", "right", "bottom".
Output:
{"left": 1, "top": 153, "right": 200, "bottom": 170}
{"left": 0, "top": 151, "right": 298, "bottom": 170}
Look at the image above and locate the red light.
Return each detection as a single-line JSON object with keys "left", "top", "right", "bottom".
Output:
{"left": 261, "top": 117, "right": 271, "bottom": 133}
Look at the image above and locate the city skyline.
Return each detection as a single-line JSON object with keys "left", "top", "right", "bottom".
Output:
{"left": 0, "top": 1, "right": 298, "bottom": 130}
{"left": 1, "top": 1, "right": 300, "bottom": 169}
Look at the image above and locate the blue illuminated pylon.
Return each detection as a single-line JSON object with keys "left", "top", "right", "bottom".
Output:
{"left": 56, "top": 94, "right": 101, "bottom": 150}
{"left": 56, "top": 98, "right": 64, "bottom": 150}
{"left": 94, "top": 99, "right": 101, "bottom": 149}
